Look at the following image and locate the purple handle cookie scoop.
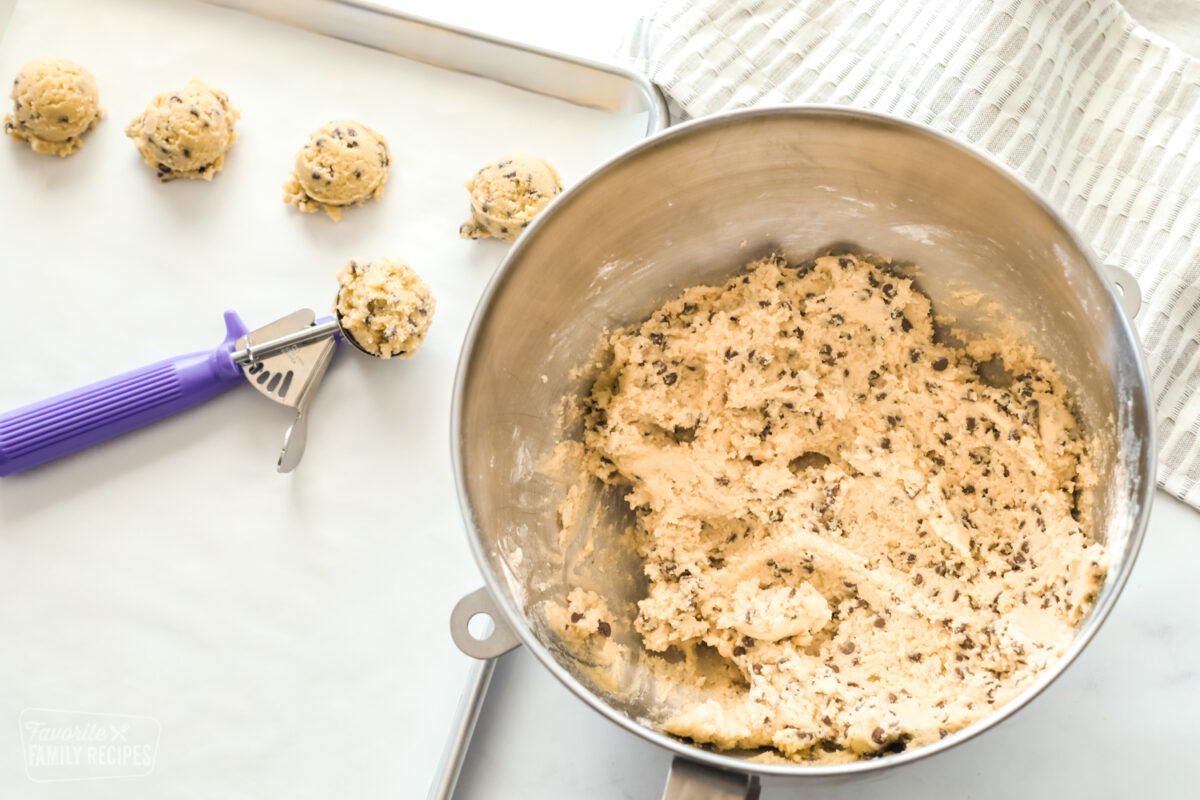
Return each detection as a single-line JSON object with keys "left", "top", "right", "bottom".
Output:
{"left": 0, "top": 312, "right": 249, "bottom": 477}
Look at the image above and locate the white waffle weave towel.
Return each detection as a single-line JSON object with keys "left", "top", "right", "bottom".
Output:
{"left": 630, "top": 0, "right": 1200, "bottom": 509}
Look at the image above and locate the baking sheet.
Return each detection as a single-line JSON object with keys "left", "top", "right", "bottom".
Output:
{"left": 0, "top": 0, "right": 645, "bottom": 796}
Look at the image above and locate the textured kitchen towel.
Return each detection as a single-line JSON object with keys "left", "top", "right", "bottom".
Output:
{"left": 629, "top": 0, "right": 1200, "bottom": 509}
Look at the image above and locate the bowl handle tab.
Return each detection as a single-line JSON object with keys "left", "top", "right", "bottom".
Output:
{"left": 450, "top": 586, "right": 521, "bottom": 659}
{"left": 1105, "top": 266, "right": 1142, "bottom": 320}
{"left": 662, "top": 757, "right": 761, "bottom": 800}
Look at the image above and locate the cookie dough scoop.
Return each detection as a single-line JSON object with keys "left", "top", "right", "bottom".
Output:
{"left": 0, "top": 260, "right": 435, "bottom": 476}
{"left": 125, "top": 78, "right": 239, "bottom": 180}
{"left": 4, "top": 56, "right": 103, "bottom": 156}
{"left": 283, "top": 121, "right": 390, "bottom": 221}
{"left": 460, "top": 152, "right": 562, "bottom": 242}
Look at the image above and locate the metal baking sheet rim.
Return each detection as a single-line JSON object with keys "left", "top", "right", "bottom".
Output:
{"left": 203, "top": 0, "right": 669, "bottom": 136}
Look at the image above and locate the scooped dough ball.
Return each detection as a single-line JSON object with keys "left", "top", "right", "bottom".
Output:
{"left": 283, "top": 121, "right": 390, "bottom": 222}
{"left": 335, "top": 258, "right": 435, "bottom": 359}
{"left": 125, "top": 79, "right": 238, "bottom": 181}
{"left": 4, "top": 56, "right": 103, "bottom": 156}
{"left": 460, "top": 152, "right": 562, "bottom": 243}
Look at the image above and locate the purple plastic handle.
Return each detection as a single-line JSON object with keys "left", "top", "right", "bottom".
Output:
{"left": 0, "top": 311, "right": 249, "bottom": 477}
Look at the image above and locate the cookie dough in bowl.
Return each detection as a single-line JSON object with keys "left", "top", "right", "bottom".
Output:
{"left": 125, "top": 78, "right": 239, "bottom": 180}
{"left": 335, "top": 258, "right": 435, "bottom": 359}
{"left": 4, "top": 56, "right": 102, "bottom": 156}
{"left": 283, "top": 121, "right": 390, "bottom": 221}
{"left": 460, "top": 152, "right": 562, "bottom": 242}
{"left": 553, "top": 252, "right": 1108, "bottom": 763}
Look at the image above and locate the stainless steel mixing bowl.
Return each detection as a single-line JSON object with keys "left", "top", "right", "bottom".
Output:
{"left": 450, "top": 106, "right": 1155, "bottom": 794}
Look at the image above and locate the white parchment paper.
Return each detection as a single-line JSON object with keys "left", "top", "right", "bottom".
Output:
{"left": 0, "top": 0, "right": 645, "bottom": 796}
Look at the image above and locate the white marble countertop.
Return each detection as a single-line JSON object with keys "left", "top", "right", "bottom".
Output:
{"left": 0, "top": 2, "right": 1196, "bottom": 799}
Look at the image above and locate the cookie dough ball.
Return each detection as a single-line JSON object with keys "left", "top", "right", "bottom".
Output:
{"left": 283, "top": 121, "right": 390, "bottom": 222}
{"left": 4, "top": 56, "right": 102, "bottom": 156}
{"left": 460, "top": 153, "right": 562, "bottom": 243}
{"left": 335, "top": 258, "right": 435, "bottom": 359}
{"left": 125, "top": 78, "right": 239, "bottom": 181}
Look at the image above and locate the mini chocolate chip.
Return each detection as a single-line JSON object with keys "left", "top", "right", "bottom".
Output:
{"left": 347, "top": 127, "right": 358, "bottom": 136}
{"left": 663, "top": 372, "right": 678, "bottom": 385}
{"left": 198, "top": 164, "right": 208, "bottom": 174}
{"left": 881, "top": 437, "right": 891, "bottom": 450}
{"left": 312, "top": 171, "right": 321, "bottom": 180}
{"left": 872, "top": 726, "right": 886, "bottom": 744}
{"left": 190, "top": 108, "right": 200, "bottom": 117}
{"left": 963, "top": 484, "right": 976, "bottom": 494}
{"left": 182, "top": 148, "right": 191, "bottom": 158}
{"left": 57, "top": 115, "right": 69, "bottom": 123}
{"left": 874, "top": 616, "right": 886, "bottom": 628}
{"left": 500, "top": 226, "right": 508, "bottom": 234}
{"left": 838, "top": 257, "right": 853, "bottom": 268}
{"left": 840, "top": 641, "right": 855, "bottom": 654}
{"left": 882, "top": 283, "right": 896, "bottom": 298}
{"left": 932, "top": 358, "right": 949, "bottom": 371}
{"left": 570, "top": 612, "right": 583, "bottom": 623}
{"left": 354, "top": 170, "right": 362, "bottom": 179}
{"left": 966, "top": 416, "right": 977, "bottom": 432}
{"left": 597, "top": 621, "right": 611, "bottom": 637}
{"left": 901, "top": 317, "right": 913, "bottom": 332}
{"left": 733, "top": 646, "right": 746, "bottom": 656}
{"left": 157, "top": 163, "right": 171, "bottom": 172}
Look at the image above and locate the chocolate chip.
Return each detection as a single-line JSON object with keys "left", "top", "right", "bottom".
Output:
{"left": 649, "top": 332, "right": 665, "bottom": 347}
{"left": 882, "top": 283, "right": 896, "bottom": 299}
{"left": 901, "top": 317, "right": 913, "bottom": 332}
{"left": 663, "top": 372, "right": 678, "bottom": 386}
{"left": 597, "top": 621, "right": 611, "bottom": 637}
{"left": 312, "top": 171, "right": 321, "bottom": 180}
{"left": 874, "top": 616, "right": 886, "bottom": 628}
{"left": 182, "top": 148, "right": 191, "bottom": 158}
{"left": 932, "top": 357, "right": 949, "bottom": 371}
{"left": 963, "top": 484, "right": 976, "bottom": 494}
{"left": 733, "top": 646, "right": 746, "bottom": 656}
{"left": 157, "top": 163, "right": 171, "bottom": 173}
{"left": 871, "top": 726, "right": 886, "bottom": 744}
{"left": 190, "top": 108, "right": 200, "bottom": 117}
{"left": 354, "top": 170, "right": 362, "bottom": 179}
{"left": 908, "top": 652, "right": 923, "bottom": 662}
{"left": 724, "top": 348, "right": 737, "bottom": 360}
{"left": 839, "top": 641, "right": 855, "bottom": 654}
{"left": 881, "top": 437, "right": 891, "bottom": 450}
{"left": 838, "top": 257, "right": 853, "bottom": 268}
{"left": 570, "top": 612, "right": 583, "bottom": 623}
{"left": 197, "top": 164, "right": 208, "bottom": 174}
{"left": 57, "top": 115, "right": 68, "bottom": 123}
{"left": 966, "top": 416, "right": 976, "bottom": 432}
